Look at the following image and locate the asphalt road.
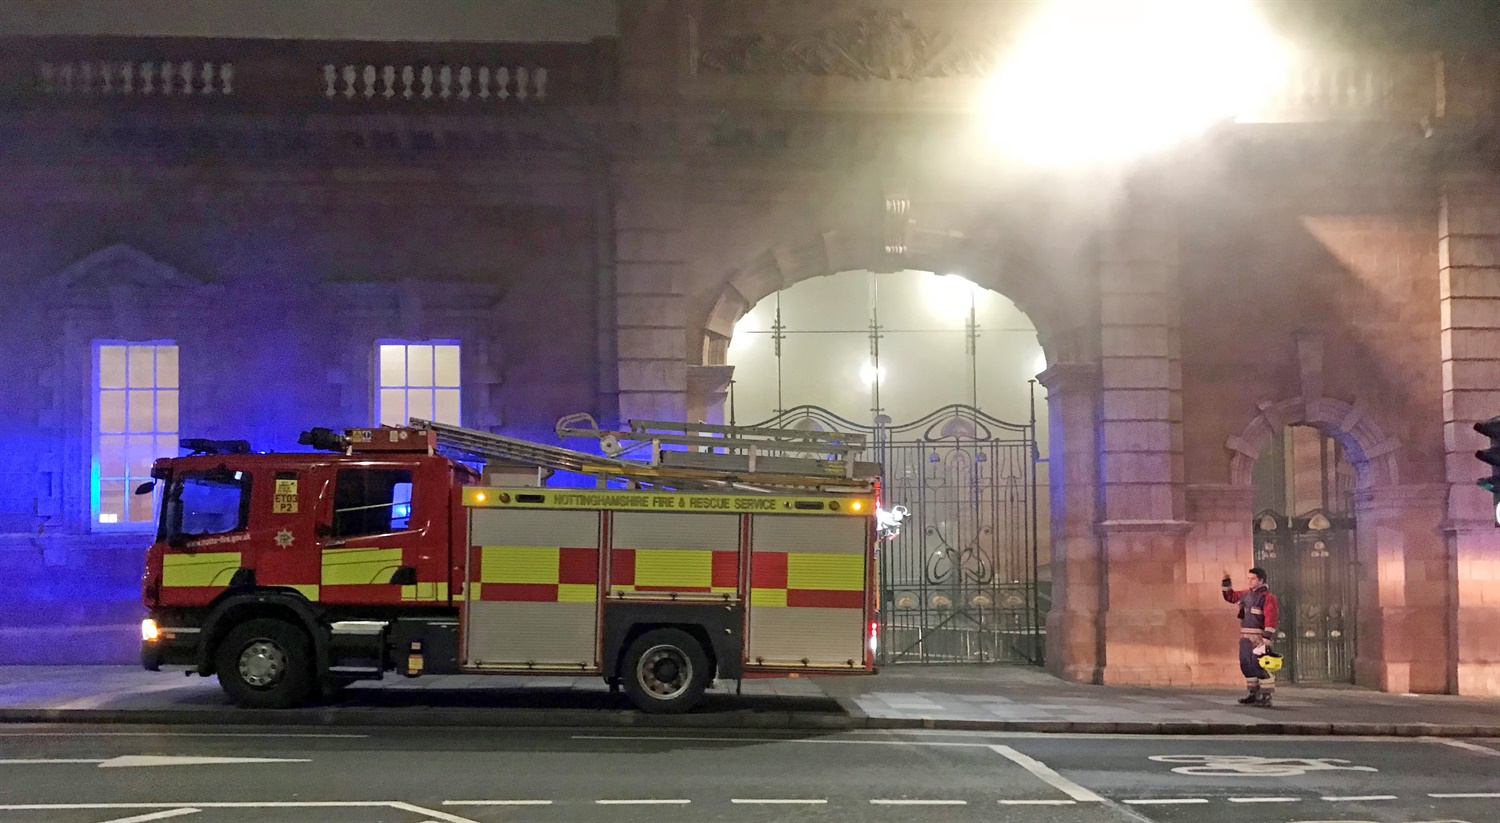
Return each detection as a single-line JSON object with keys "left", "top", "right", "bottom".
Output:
{"left": 0, "top": 725, "right": 1496, "bottom": 823}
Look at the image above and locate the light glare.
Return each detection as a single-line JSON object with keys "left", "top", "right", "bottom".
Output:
{"left": 980, "top": 0, "right": 1289, "bottom": 166}
{"left": 859, "top": 362, "right": 886, "bottom": 387}
{"left": 926, "top": 273, "right": 979, "bottom": 322}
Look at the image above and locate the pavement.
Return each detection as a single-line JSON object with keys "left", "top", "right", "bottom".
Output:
{"left": 0, "top": 723, "right": 1498, "bottom": 822}
{"left": 1, "top": 664, "right": 1499, "bottom": 737}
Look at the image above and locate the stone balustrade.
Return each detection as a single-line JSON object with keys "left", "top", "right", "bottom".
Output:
{"left": 0, "top": 36, "right": 1473, "bottom": 125}
{"left": 0, "top": 36, "right": 612, "bottom": 110}
{"left": 38, "top": 60, "right": 235, "bottom": 96}
{"left": 321, "top": 63, "right": 547, "bottom": 103}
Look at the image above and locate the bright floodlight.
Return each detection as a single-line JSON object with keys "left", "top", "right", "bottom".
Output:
{"left": 926, "top": 273, "right": 980, "bottom": 322}
{"left": 980, "top": 0, "right": 1288, "bottom": 166}
{"left": 860, "top": 361, "right": 887, "bottom": 387}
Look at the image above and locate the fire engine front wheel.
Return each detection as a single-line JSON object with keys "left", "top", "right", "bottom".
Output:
{"left": 622, "top": 628, "right": 710, "bottom": 714}
{"left": 215, "top": 618, "right": 315, "bottom": 709}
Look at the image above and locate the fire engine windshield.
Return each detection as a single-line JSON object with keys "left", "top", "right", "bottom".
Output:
{"left": 160, "top": 470, "right": 252, "bottom": 542}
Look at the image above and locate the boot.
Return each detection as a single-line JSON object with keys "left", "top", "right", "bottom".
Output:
{"left": 1238, "top": 691, "right": 1259, "bottom": 705}
{"left": 1255, "top": 692, "right": 1274, "bottom": 708}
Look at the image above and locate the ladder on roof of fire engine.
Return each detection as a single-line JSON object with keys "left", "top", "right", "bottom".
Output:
{"left": 409, "top": 416, "right": 880, "bottom": 493}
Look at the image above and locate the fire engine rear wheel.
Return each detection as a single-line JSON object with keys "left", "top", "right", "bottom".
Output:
{"left": 215, "top": 618, "right": 315, "bottom": 709}
{"left": 622, "top": 628, "right": 710, "bottom": 714}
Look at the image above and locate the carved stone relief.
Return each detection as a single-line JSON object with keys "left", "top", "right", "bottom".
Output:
{"left": 697, "top": 8, "right": 1003, "bottom": 80}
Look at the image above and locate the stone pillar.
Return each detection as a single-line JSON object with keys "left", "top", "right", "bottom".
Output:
{"left": 1184, "top": 485, "right": 1257, "bottom": 686}
{"left": 1354, "top": 484, "right": 1451, "bottom": 693}
{"left": 686, "top": 365, "right": 734, "bottom": 425}
{"left": 613, "top": 166, "right": 689, "bottom": 422}
{"left": 1439, "top": 174, "right": 1500, "bottom": 696}
{"left": 1039, "top": 363, "right": 1103, "bottom": 683}
{"left": 1096, "top": 180, "right": 1197, "bottom": 686}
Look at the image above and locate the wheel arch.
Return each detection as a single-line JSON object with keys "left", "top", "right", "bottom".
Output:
{"left": 198, "top": 589, "right": 325, "bottom": 676}
{"left": 602, "top": 602, "right": 743, "bottom": 681}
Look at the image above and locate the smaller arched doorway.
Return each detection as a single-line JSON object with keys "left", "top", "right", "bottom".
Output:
{"left": 1251, "top": 424, "right": 1358, "bottom": 683}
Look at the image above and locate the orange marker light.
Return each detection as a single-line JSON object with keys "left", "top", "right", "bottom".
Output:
{"left": 852, "top": 501, "right": 863, "bottom": 511}
{"left": 475, "top": 492, "right": 487, "bottom": 503}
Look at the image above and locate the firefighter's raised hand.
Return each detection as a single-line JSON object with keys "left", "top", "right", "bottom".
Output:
{"left": 1221, "top": 571, "right": 1232, "bottom": 587}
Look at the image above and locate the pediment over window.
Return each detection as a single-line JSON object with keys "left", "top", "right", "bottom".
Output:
{"left": 44, "top": 244, "right": 207, "bottom": 291}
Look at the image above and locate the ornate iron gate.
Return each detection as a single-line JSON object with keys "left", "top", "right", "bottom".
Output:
{"left": 1250, "top": 427, "right": 1358, "bottom": 683}
{"left": 750, "top": 403, "right": 1043, "bottom": 665}
{"left": 1252, "top": 509, "right": 1356, "bottom": 683}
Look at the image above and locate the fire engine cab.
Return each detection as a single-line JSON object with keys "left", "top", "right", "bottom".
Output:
{"left": 140, "top": 417, "right": 880, "bottom": 713}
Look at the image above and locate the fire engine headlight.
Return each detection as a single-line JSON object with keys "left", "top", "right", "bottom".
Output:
{"left": 141, "top": 619, "right": 160, "bottom": 643}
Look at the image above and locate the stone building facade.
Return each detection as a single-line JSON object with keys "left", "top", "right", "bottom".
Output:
{"left": 0, "top": 0, "right": 1496, "bottom": 697}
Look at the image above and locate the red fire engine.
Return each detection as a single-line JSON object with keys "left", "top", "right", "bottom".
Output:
{"left": 140, "top": 418, "right": 880, "bottom": 713}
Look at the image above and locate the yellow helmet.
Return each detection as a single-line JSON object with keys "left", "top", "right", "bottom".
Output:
{"left": 1258, "top": 652, "right": 1284, "bottom": 673}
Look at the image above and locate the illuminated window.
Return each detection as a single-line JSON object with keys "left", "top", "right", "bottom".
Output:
{"left": 376, "top": 341, "right": 460, "bottom": 427}
{"left": 95, "top": 342, "right": 179, "bottom": 527}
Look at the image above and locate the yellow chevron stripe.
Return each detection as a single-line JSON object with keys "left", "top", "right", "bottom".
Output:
{"left": 558, "top": 584, "right": 598, "bottom": 603}
{"left": 401, "top": 581, "right": 450, "bottom": 602}
{"left": 786, "top": 553, "right": 864, "bottom": 591}
{"left": 321, "top": 547, "right": 403, "bottom": 586}
{"left": 162, "top": 552, "right": 241, "bottom": 588}
{"left": 751, "top": 587, "right": 788, "bottom": 608}
{"left": 634, "top": 549, "right": 712, "bottom": 588}
{"left": 480, "top": 546, "right": 560, "bottom": 584}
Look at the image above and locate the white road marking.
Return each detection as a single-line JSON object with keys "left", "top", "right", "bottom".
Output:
{"left": 730, "top": 799, "right": 828, "bottom": 804}
{"left": 1427, "top": 738, "right": 1500, "bottom": 757}
{"left": 0, "top": 755, "right": 310, "bottom": 768}
{"left": 1431, "top": 792, "right": 1500, "bottom": 798}
{"left": 810, "top": 729, "right": 1440, "bottom": 743}
{"left": 0, "top": 803, "right": 393, "bottom": 811}
{"left": 1321, "top": 795, "right": 1397, "bottom": 802}
{"left": 100, "top": 755, "right": 312, "bottom": 768}
{"left": 0, "top": 732, "right": 365, "bottom": 738}
{"left": 1123, "top": 798, "right": 1210, "bottom": 805}
{"left": 998, "top": 799, "right": 1077, "bottom": 805}
{"left": 0, "top": 759, "right": 106, "bottom": 765}
{"left": 989, "top": 744, "right": 1106, "bottom": 802}
{"left": 443, "top": 800, "right": 554, "bottom": 806}
{"left": 1229, "top": 797, "right": 1302, "bottom": 803}
{"left": 97, "top": 810, "right": 201, "bottom": 823}
{"left": 595, "top": 800, "right": 691, "bottom": 805}
{"left": 1150, "top": 754, "right": 1376, "bottom": 776}
{"left": 387, "top": 802, "right": 480, "bottom": 823}
{"left": 870, "top": 799, "right": 967, "bottom": 805}
{"left": 572, "top": 734, "right": 991, "bottom": 748}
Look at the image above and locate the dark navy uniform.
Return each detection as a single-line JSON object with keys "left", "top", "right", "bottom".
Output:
{"left": 1223, "top": 579, "right": 1279, "bottom": 701}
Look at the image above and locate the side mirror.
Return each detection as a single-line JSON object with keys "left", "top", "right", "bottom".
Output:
{"left": 134, "top": 481, "right": 156, "bottom": 496}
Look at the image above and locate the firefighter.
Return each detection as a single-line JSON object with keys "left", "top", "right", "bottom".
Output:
{"left": 1222, "top": 566, "right": 1279, "bottom": 707}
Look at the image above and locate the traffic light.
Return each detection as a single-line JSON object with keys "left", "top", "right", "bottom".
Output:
{"left": 1474, "top": 416, "right": 1500, "bottom": 525}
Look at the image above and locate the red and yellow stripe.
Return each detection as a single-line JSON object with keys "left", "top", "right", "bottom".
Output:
{"left": 751, "top": 551, "right": 865, "bottom": 608}
{"left": 609, "top": 548, "right": 739, "bottom": 595}
{"left": 469, "top": 545, "right": 599, "bottom": 603}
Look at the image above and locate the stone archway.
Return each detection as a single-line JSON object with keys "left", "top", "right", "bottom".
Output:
{"left": 1226, "top": 397, "right": 1399, "bottom": 492}
{"left": 695, "top": 223, "right": 1073, "bottom": 377}
{"left": 1221, "top": 337, "right": 1449, "bottom": 693}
